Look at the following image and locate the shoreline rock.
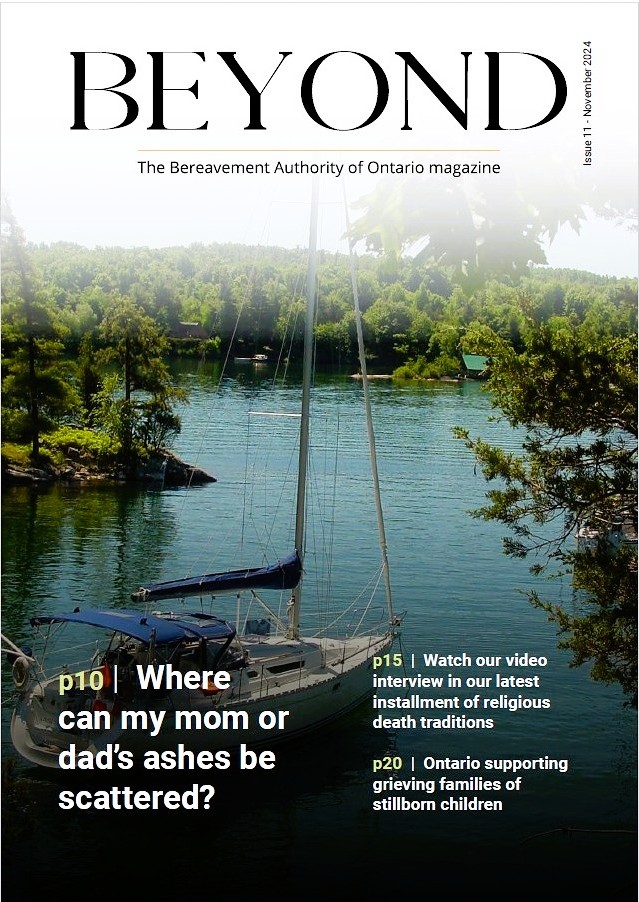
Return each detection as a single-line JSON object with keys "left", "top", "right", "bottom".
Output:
{"left": 1, "top": 450, "right": 216, "bottom": 489}
{"left": 142, "top": 451, "right": 217, "bottom": 487}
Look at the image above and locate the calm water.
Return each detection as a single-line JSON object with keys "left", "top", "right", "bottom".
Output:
{"left": 2, "top": 362, "right": 636, "bottom": 895}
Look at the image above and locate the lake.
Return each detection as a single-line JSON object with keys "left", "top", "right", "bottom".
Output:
{"left": 2, "top": 360, "right": 636, "bottom": 895}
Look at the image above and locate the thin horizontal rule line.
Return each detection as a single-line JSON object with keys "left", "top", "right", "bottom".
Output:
{"left": 137, "top": 148, "right": 502, "bottom": 153}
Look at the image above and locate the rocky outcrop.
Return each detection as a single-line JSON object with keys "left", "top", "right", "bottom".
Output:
{"left": 138, "top": 451, "right": 216, "bottom": 486}
{"left": 2, "top": 450, "right": 216, "bottom": 488}
{"left": 2, "top": 465, "right": 56, "bottom": 486}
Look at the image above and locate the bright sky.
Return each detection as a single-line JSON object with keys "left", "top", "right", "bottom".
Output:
{"left": 1, "top": 2, "right": 637, "bottom": 277}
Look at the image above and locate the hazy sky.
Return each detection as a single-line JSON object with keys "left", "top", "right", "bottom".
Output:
{"left": 1, "top": 2, "right": 637, "bottom": 278}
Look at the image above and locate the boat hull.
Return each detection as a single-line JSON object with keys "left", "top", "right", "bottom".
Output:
{"left": 10, "top": 632, "right": 394, "bottom": 768}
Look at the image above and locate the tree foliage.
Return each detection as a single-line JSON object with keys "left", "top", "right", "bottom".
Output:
{"left": 4, "top": 235, "right": 635, "bottom": 372}
{"left": 96, "top": 297, "right": 186, "bottom": 469}
{"left": 1, "top": 211, "right": 187, "bottom": 471}
{"left": 340, "top": 175, "right": 637, "bottom": 702}
{"left": 455, "top": 322, "right": 637, "bottom": 704}
{"left": 347, "top": 172, "right": 637, "bottom": 292}
{"left": 1, "top": 204, "right": 79, "bottom": 458}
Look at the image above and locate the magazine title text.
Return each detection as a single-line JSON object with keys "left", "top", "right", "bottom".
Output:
{"left": 70, "top": 50, "right": 567, "bottom": 131}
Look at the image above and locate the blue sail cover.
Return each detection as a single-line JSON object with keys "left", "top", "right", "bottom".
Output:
{"left": 131, "top": 550, "right": 302, "bottom": 601}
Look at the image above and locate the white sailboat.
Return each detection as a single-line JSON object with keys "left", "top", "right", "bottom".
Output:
{"left": 7, "top": 179, "right": 400, "bottom": 769}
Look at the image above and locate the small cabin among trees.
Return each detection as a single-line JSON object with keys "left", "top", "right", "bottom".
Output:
{"left": 461, "top": 354, "right": 489, "bottom": 379}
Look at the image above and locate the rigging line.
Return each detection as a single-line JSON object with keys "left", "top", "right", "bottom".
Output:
{"left": 253, "top": 430, "right": 299, "bottom": 559}
{"left": 176, "top": 245, "right": 273, "bottom": 575}
{"left": 341, "top": 176, "right": 394, "bottom": 624}
{"left": 238, "top": 423, "right": 298, "bottom": 565}
{"left": 310, "top": 409, "right": 341, "bottom": 634}
{"left": 280, "top": 303, "right": 301, "bottom": 387}
{"left": 240, "top": 407, "right": 253, "bottom": 559}
{"left": 310, "top": 564, "right": 386, "bottom": 637}
{"left": 352, "top": 566, "right": 385, "bottom": 635}
{"left": 314, "top": 408, "right": 340, "bottom": 634}
{"left": 325, "top": 408, "right": 341, "bottom": 628}
{"left": 287, "top": 177, "right": 320, "bottom": 640}
{"left": 306, "top": 445, "right": 330, "bottom": 633}
{"left": 272, "top": 296, "right": 295, "bottom": 387}
{"left": 273, "top": 276, "right": 304, "bottom": 388}
{"left": 175, "top": 283, "right": 248, "bottom": 533}
{"left": 305, "top": 199, "right": 343, "bottom": 634}
{"left": 241, "top": 402, "right": 300, "bottom": 563}
{"left": 283, "top": 266, "right": 307, "bottom": 386}
{"left": 248, "top": 591, "right": 287, "bottom": 633}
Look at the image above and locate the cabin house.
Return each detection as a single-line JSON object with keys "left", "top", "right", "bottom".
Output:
{"left": 461, "top": 354, "right": 489, "bottom": 379}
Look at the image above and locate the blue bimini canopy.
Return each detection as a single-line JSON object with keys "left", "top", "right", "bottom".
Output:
{"left": 31, "top": 609, "right": 235, "bottom": 645}
{"left": 131, "top": 550, "right": 302, "bottom": 601}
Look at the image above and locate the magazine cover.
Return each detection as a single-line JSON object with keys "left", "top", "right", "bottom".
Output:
{"left": 2, "top": 1, "right": 637, "bottom": 896}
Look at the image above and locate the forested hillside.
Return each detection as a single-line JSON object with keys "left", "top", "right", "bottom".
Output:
{"left": 2, "top": 222, "right": 636, "bottom": 473}
{"left": 15, "top": 239, "right": 639, "bottom": 366}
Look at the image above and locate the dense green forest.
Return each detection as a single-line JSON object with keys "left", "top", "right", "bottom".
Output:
{"left": 2, "top": 222, "right": 636, "bottom": 468}
{"left": 5, "top": 236, "right": 638, "bottom": 367}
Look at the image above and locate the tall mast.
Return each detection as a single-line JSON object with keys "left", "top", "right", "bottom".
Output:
{"left": 287, "top": 176, "right": 319, "bottom": 639}
{"left": 343, "top": 181, "right": 394, "bottom": 623}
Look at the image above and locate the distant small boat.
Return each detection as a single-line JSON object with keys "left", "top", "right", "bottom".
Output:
{"left": 576, "top": 524, "right": 601, "bottom": 551}
{"left": 576, "top": 509, "right": 638, "bottom": 551}
{"left": 252, "top": 354, "right": 269, "bottom": 363}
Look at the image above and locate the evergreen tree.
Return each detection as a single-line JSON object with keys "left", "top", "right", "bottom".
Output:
{"left": 455, "top": 323, "right": 637, "bottom": 704}
{"left": 96, "top": 295, "right": 185, "bottom": 469}
{"left": 1, "top": 204, "right": 79, "bottom": 459}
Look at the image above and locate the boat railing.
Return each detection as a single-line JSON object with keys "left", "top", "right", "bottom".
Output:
{"left": 310, "top": 601, "right": 391, "bottom": 639}
{"left": 18, "top": 635, "right": 105, "bottom": 684}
